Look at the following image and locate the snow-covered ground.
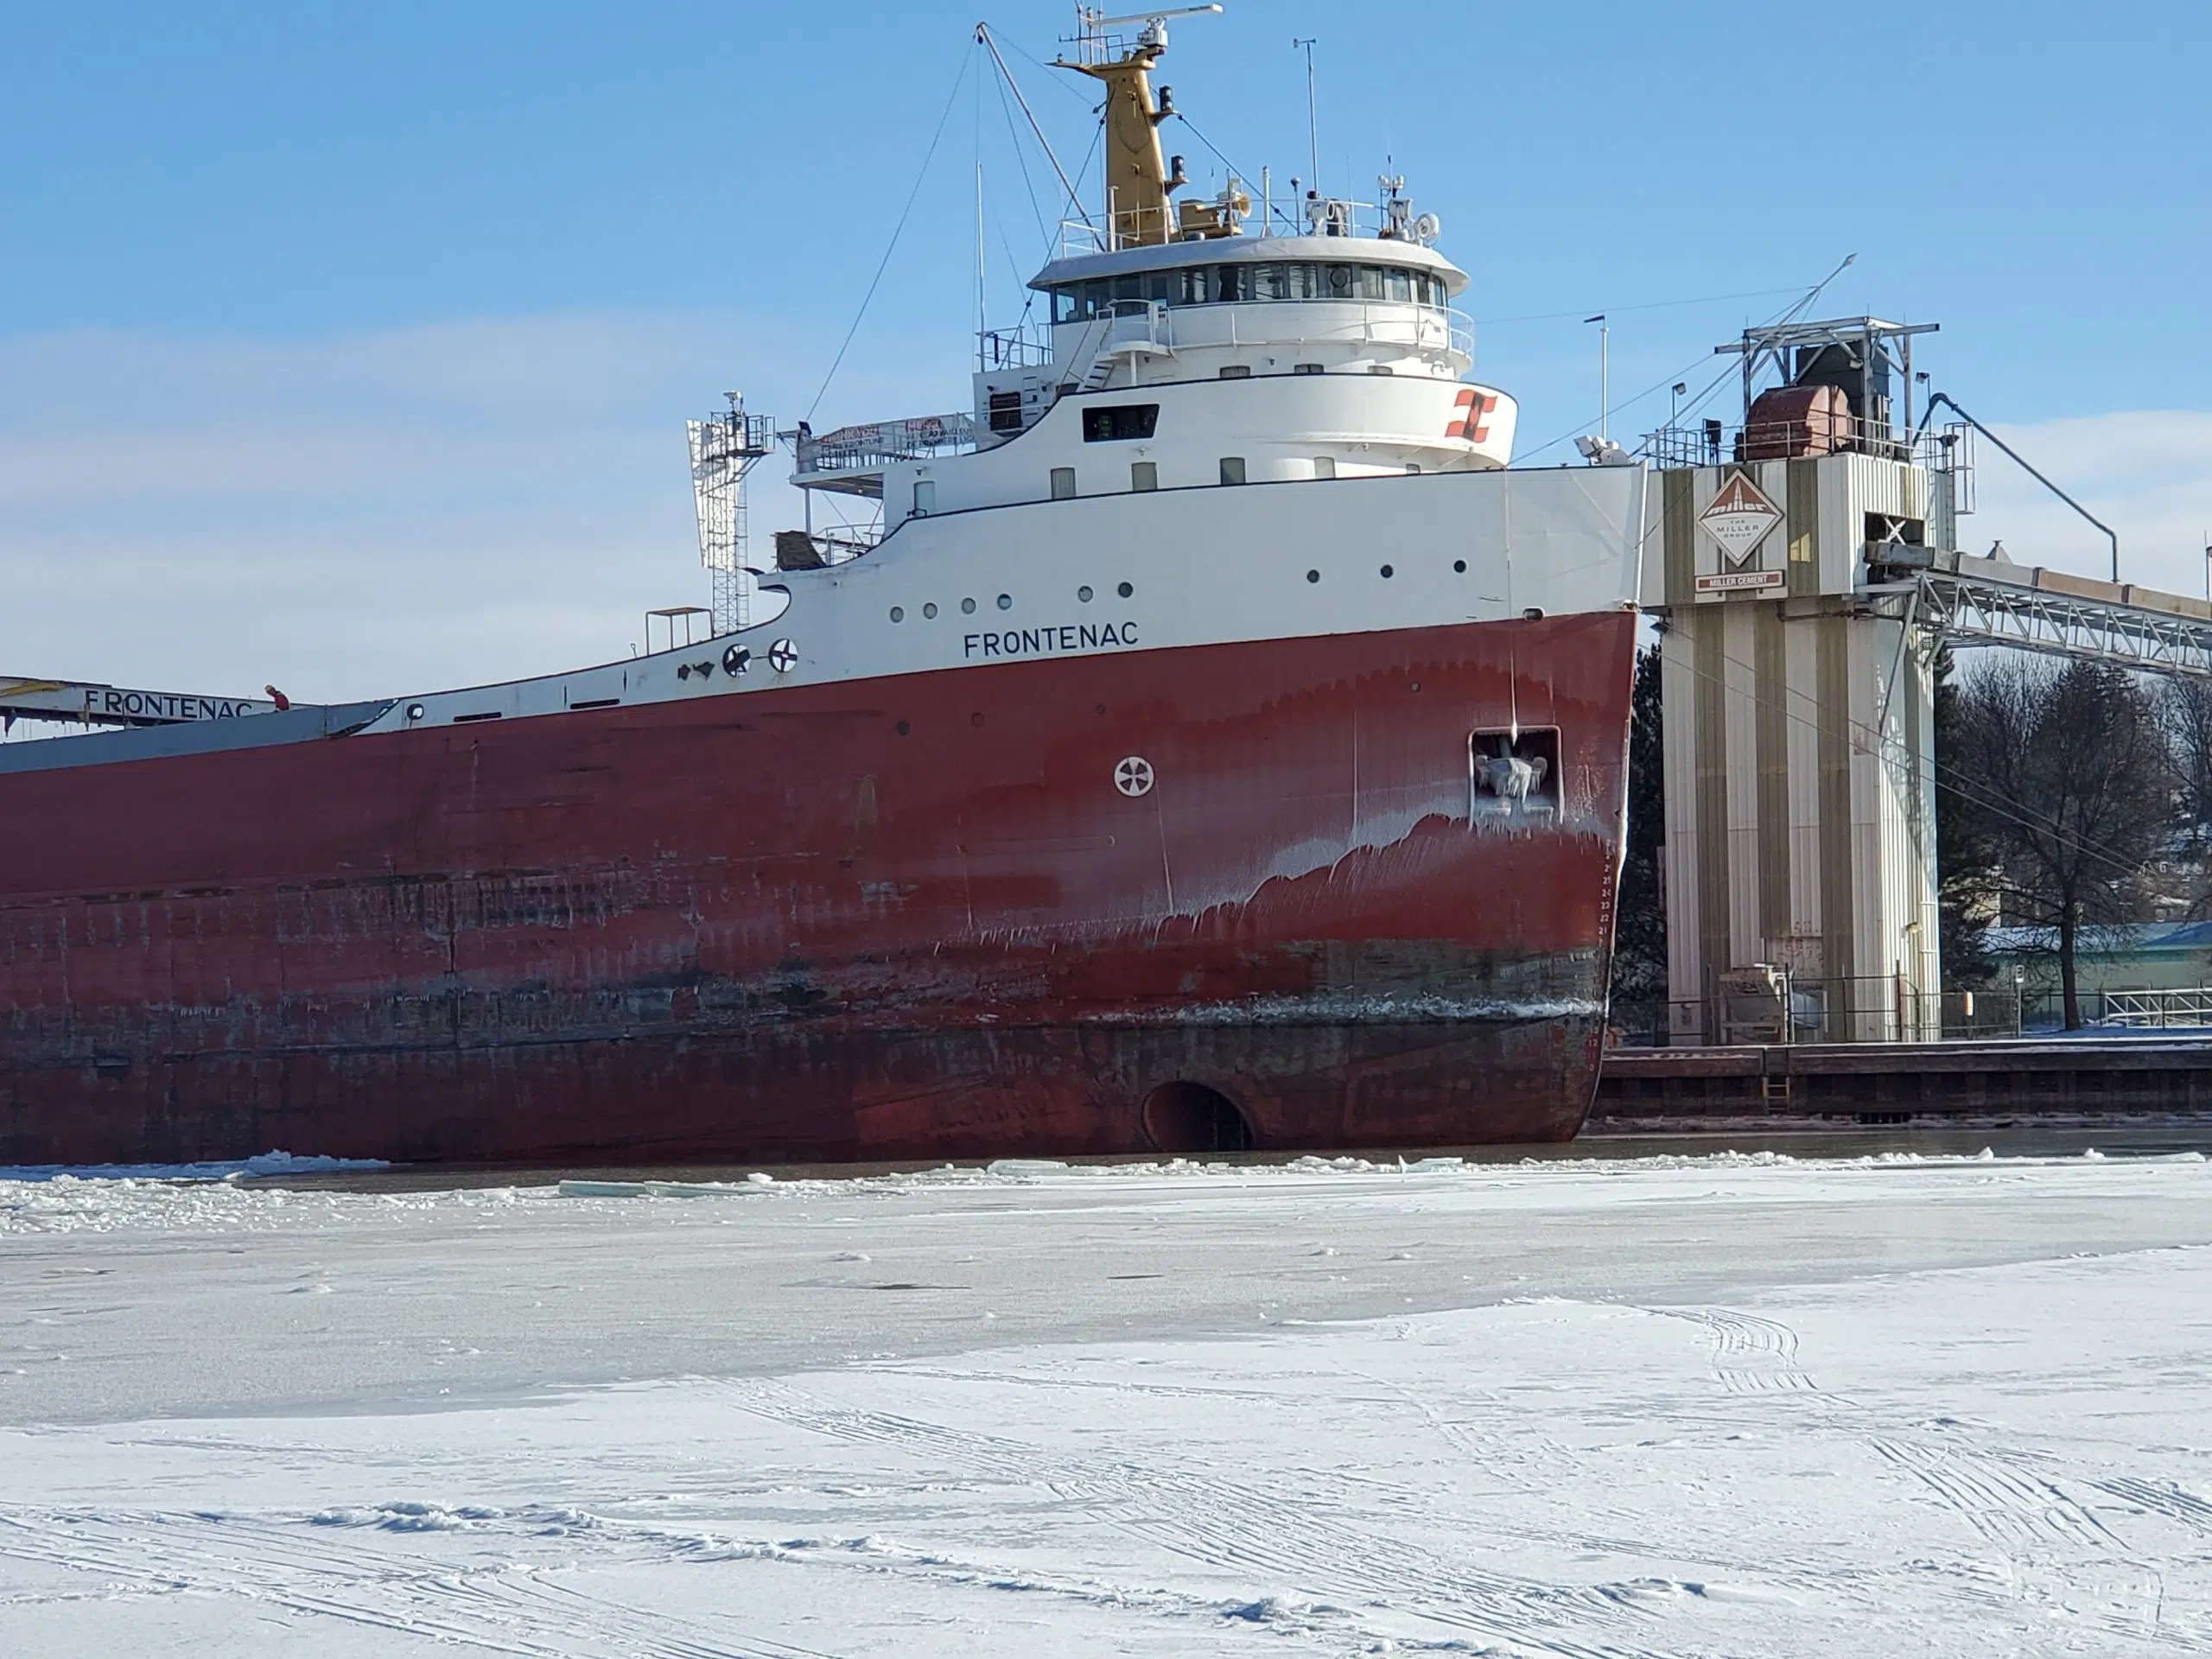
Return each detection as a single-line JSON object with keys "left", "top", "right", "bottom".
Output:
{"left": 5, "top": 1148, "right": 2212, "bottom": 1656}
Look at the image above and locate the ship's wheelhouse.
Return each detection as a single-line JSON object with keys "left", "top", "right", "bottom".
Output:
{"left": 783, "top": 19, "right": 1513, "bottom": 543}
{"left": 1046, "top": 258, "right": 1456, "bottom": 321}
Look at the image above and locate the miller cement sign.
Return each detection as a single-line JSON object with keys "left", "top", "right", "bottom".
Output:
{"left": 1694, "top": 471, "right": 1785, "bottom": 597}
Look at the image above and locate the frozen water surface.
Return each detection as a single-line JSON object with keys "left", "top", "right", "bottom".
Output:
{"left": 4, "top": 1147, "right": 2212, "bottom": 1655}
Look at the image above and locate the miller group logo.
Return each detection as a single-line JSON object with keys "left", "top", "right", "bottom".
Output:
{"left": 1697, "top": 471, "right": 1783, "bottom": 567}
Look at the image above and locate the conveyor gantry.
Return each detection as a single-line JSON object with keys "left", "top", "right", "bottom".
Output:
{"left": 1865, "top": 546, "right": 2212, "bottom": 681}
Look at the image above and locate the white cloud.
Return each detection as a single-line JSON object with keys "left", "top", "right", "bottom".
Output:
{"left": 1965, "top": 410, "right": 2212, "bottom": 598}
{"left": 0, "top": 315, "right": 957, "bottom": 702}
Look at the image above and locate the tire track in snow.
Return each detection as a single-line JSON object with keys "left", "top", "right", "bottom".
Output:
{"left": 720, "top": 1375, "right": 1680, "bottom": 1659}
{"left": 0, "top": 1505, "right": 830, "bottom": 1659}
{"left": 444, "top": 1570, "right": 838, "bottom": 1659}
{"left": 2098, "top": 1476, "right": 2212, "bottom": 1535}
{"left": 1642, "top": 1301, "right": 2184, "bottom": 1643}
{"left": 1660, "top": 1306, "right": 1817, "bottom": 1395}
{"left": 1870, "top": 1440, "right": 2124, "bottom": 1554}
{"left": 1865, "top": 1440, "right": 2184, "bottom": 1648}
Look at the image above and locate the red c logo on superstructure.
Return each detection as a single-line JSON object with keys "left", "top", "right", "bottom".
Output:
{"left": 1449, "top": 388, "right": 1496, "bottom": 443}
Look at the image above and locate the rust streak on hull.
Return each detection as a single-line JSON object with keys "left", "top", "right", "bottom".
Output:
{"left": 0, "top": 613, "right": 1637, "bottom": 1166}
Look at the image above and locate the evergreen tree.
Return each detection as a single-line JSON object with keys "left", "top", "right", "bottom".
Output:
{"left": 1610, "top": 641, "right": 1667, "bottom": 1024}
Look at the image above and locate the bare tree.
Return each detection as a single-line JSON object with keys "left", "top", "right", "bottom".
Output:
{"left": 2159, "top": 676, "right": 2212, "bottom": 913}
{"left": 1944, "top": 658, "right": 2176, "bottom": 1028}
{"left": 1933, "top": 645, "right": 2000, "bottom": 988}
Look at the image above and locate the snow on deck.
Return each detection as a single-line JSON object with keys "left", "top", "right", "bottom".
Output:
{"left": 4, "top": 1149, "right": 2211, "bottom": 1655}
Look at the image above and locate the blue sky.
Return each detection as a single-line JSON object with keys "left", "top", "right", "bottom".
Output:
{"left": 3, "top": 2, "right": 2209, "bottom": 696}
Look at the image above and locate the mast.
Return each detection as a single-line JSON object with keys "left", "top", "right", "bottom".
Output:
{"left": 1058, "top": 6, "right": 1218, "bottom": 247}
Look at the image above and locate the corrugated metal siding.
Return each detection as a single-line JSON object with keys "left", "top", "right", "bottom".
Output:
{"left": 1754, "top": 602, "right": 1790, "bottom": 944}
{"left": 1786, "top": 458, "right": 1820, "bottom": 599}
{"left": 1724, "top": 603, "right": 1763, "bottom": 969}
{"left": 1817, "top": 615, "right": 1856, "bottom": 1033}
{"left": 1662, "top": 469, "right": 1695, "bottom": 607}
{"left": 1783, "top": 608, "right": 1824, "bottom": 952}
{"left": 1652, "top": 453, "right": 1945, "bottom": 1042}
{"left": 1694, "top": 615, "right": 1730, "bottom": 1013}
{"left": 1660, "top": 632, "right": 1705, "bottom": 1030}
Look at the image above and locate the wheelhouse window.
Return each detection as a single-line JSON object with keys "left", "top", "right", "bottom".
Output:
{"left": 1082, "top": 404, "right": 1160, "bottom": 442}
{"left": 1047, "top": 262, "right": 1450, "bottom": 323}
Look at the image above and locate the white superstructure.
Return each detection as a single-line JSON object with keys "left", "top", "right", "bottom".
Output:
{"left": 336, "top": 10, "right": 1640, "bottom": 742}
{"left": 796, "top": 210, "right": 1515, "bottom": 521}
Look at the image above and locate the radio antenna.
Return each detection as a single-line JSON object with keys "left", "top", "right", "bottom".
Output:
{"left": 1293, "top": 37, "right": 1319, "bottom": 198}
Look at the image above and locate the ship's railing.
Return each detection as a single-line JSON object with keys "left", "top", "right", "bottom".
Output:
{"left": 978, "top": 326, "right": 1052, "bottom": 371}
{"left": 1056, "top": 297, "right": 1471, "bottom": 374}
{"left": 1101, "top": 298, "right": 1171, "bottom": 350}
{"left": 1056, "top": 202, "right": 1439, "bottom": 256}
{"left": 1642, "top": 416, "right": 1951, "bottom": 470}
{"left": 1058, "top": 218, "right": 1111, "bottom": 258}
{"left": 1624, "top": 974, "right": 1950, "bottom": 1046}
{"left": 794, "top": 412, "right": 978, "bottom": 480}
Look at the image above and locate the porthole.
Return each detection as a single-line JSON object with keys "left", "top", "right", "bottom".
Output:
{"left": 1379, "top": 564, "right": 1395, "bottom": 579}
{"left": 889, "top": 606, "right": 905, "bottom": 622}
{"left": 1117, "top": 581, "right": 1134, "bottom": 598}
{"left": 961, "top": 597, "right": 977, "bottom": 614}
{"left": 895, "top": 719, "right": 911, "bottom": 735}
{"left": 970, "top": 711, "right": 985, "bottom": 728}
{"left": 996, "top": 593, "right": 1012, "bottom": 611}
{"left": 1410, "top": 682, "right": 1422, "bottom": 693}
{"left": 1077, "top": 585, "right": 1094, "bottom": 602}
{"left": 1306, "top": 569, "right": 1320, "bottom": 583}
{"left": 405, "top": 702, "right": 425, "bottom": 721}
{"left": 923, "top": 601, "right": 938, "bottom": 618}
{"left": 1452, "top": 559, "right": 1467, "bottom": 574}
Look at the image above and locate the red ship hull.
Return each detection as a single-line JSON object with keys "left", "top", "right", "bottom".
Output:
{"left": 0, "top": 612, "right": 1636, "bottom": 1166}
